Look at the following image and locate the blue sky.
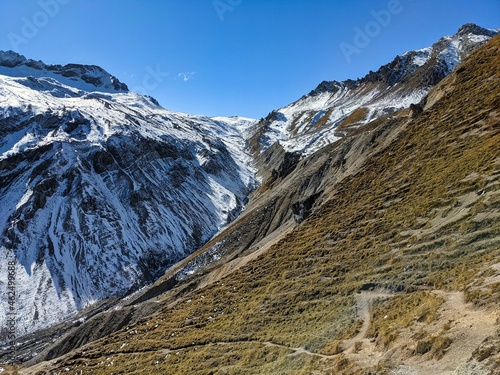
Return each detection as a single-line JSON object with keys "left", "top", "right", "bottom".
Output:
{"left": 1, "top": 0, "right": 499, "bottom": 118}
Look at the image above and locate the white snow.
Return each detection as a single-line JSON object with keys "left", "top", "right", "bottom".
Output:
{"left": 0, "top": 25, "right": 497, "bottom": 339}
{"left": 439, "top": 38, "right": 461, "bottom": 70}
{"left": 258, "top": 83, "right": 427, "bottom": 156}
{"left": 0, "top": 51, "right": 126, "bottom": 94}
{"left": 0, "top": 65, "right": 258, "bottom": 337}
{"left": 255, "top": 27, "right": 497, "bottom": 157}
{"left": 404, "top": 46, "right": 432, "bottom": 67}
{"left": 466, "top": 34, "right": 489, "bottom": 44}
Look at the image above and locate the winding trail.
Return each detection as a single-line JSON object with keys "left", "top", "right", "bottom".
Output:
{"left": 342, "top": 290, "right": 395, "bottom": 351}
{"left": 19, "top": 287, "right": 499, "bottom": 374}
{"left": 264, "top": 342, "right": 336, "bottom": 359}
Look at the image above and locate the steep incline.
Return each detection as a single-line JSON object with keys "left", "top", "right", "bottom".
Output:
{"left": 22, "top": 33, "right": 500, "bottom": 375}
{"left": 0, "top": 53, "right": 257, "bottom": 337}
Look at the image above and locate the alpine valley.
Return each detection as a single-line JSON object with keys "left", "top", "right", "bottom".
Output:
{"left": 1, "top": 24, "right": 499, "bottom": 375}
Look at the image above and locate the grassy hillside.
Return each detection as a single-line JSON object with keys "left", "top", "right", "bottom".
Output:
{"left": 16, "top": 36, "right": 500, "bottom": 375}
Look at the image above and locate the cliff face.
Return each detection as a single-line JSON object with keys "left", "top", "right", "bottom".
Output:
{"left": 0, "top": 55, "right": 257, "bottom": 338}
{"left": 0, "top": 50, "right": 128, "bottom": 92}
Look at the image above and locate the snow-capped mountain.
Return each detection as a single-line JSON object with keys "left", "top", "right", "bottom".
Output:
{"left": 249, "top": 23, "right": 499, "bottom": 156}
{"left": 211, "top": 116, "right": 257, "bottom": 140}
{"left": 0, "top": 51, "right": 257, "bottom": 336}
{"left": 0, "top": 50, "right": 128, "bottom": 93}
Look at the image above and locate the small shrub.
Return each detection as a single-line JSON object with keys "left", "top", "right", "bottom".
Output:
{"left": 442, "top": 320, "right": 453, "bottom": 331}
{"left": 431, "top": 335, "right": 452, "bottom": 359}
{"left": 415, "top": 339, "right": 433, "bottom": 355}
{"left": 353, "top": 341, "right": 363, "bottom": 353}
{"left": 322, "top": 340, "right": 343, "bottom": 355}
{"left": 414, "top": 335, "right": 452, "bottom": 358}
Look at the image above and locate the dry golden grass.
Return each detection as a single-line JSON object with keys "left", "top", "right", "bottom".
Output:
{"left": 311, "top": 108, "right": 334, "bottom": 130}
{"left": 414, "top": 334, "right": 452, "bottom": 359}
{"left": 367, "top": 292, "right": 444, "bottom": 347}
{"left": 337, "top": 107, "right": 369, "bottom": 131}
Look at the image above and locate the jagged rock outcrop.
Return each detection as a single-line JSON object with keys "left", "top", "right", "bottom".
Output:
{"left": 0, "top": 50, "right": 128, "bottom": 92}
{"left": 1, "top": 25, "right": 499, "bottom": 375}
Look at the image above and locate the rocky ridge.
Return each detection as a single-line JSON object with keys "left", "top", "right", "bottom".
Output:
{"left": 0, "top": 51, "right": 128, "bottom": 93}
{"left": 248, "top": 23, "right": 499, "bottom": 157}
{"left": 0, "top": 24, "right": 499, "bottom": 375}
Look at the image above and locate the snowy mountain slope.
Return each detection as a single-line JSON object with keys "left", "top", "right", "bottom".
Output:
{"left": 0, "top": 50, "right": 128, "bottom": 93}
{"left": 0, "top": 54, "right": 257, "bottom": 337}
{"left": 211, "top": 116, "right": 257, "bottom": 140}
{"left": 249, "top": 23, "right": 499, "bottom": 156}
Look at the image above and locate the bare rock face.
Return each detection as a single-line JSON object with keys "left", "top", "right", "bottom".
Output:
{"left": 1, "top": 24, "right": 498, "bottom": 374}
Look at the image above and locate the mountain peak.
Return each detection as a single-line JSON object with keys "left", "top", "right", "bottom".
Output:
{"left": 18, "top": 34, "right": 500, "bottom": 375}
{"left": 0, "top": 56, "right": 257, "bottom": 337}
{"left": 308, "top": 80, "right": 358, "bottom": 97}
{"left": 0, "top": 50, "right": 128, "bottom": 93}
{"left": 457, "top": 23, "right": 498, "bottom": 37}
{"left": 0, "top": 50, "right": 27, "bottom": 67}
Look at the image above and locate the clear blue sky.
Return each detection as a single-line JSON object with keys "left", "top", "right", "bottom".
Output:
{"left": 1, "top": 0, "right": 499, "bottom": 118}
